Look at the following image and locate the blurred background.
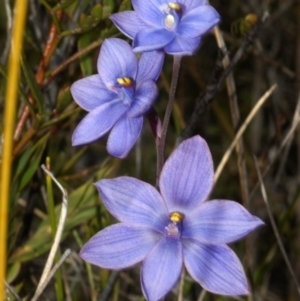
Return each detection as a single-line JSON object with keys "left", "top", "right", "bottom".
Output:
{"left": 0, "top": 0, "right": 300, "bottom": 300}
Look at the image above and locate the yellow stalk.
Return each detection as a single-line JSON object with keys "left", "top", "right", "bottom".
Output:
{"left": 0, "top": 0, "right": 29, "bottom": 300}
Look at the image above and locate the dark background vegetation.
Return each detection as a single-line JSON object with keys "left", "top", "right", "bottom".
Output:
{"left": 1, "top": 0, "right": 300, "bottom": 300}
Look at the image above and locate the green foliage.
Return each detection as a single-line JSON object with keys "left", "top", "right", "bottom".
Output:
{"left": 13, "top": 134, "right": 49, "bottom": 191}
{"left": 10, "top": 161, "right": 114, "bottom": 264}
{"left": 78, "top": 34, "right": 93, "bottom": 76}
{"left": 21, "top": 56, "right": 44, "bottom": 115}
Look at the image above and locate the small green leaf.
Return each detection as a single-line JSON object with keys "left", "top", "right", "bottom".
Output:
{"left": 61, "top": 146, "right": 87, "bottom": 173}
{"left": 78, "top": 34, "right": 93, "bottom": 76}
{"left": 102, "top": 0, "right": 115, "bottom": 19}
{"left": 60, "top": 5, "right": 102, "bottom": 37}
{"left": 13, "top": 134, "right": 48, "bottom": 182}
{"left": 21, "top": 56, "right": 44, "bottom": 115}
{"left": 79, "top": 4, "right": 102, "bottom": 29}
{"left": 52, "top": 0, "right": 76, "bottom": 11}
{"left": 15, "top": 134, "right": 48, "bottom": 191}
{"left": 91, "top": 3, "right": 102, "bottom": 18}
{"left": 118, "top": 0, "right": 131, "bottom": 12}
{"left": 0, "top": 63, "right": 35, "bottom": 114}
{"left": 7, "top": 262, "right": 21, "bottom": 283}
{"left": 56, "top": 86, "right": 72, "bottom": 112}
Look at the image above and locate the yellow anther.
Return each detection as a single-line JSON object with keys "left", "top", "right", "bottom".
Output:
{"left": 170, "top": 212, "right": 184, "bottom": 223}
{"left": 117, "top": 77, "right": 133, "bottom": 87}
{"left": 168, "top": 2, "right": 181, "bottom": 11}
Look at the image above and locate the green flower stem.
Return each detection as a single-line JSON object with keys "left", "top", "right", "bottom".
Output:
{"left": 157, "top": 55, "right": 182, "bottom": 186}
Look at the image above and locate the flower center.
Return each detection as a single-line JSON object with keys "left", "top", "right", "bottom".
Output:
{"left": 116, "top": 77, "right": 134, "bottom": 87}
{"left": 170, "top": 211, "right": 184, "bottom": 223}
{"left": 164, "top": 2, "right": 181, "bottom": 30}
{"left": 164, "top": 15, "right": 175, "bottom": 29}
{"left": 165, "top": 212, "right": 184, "bottom": 238}
{"left": 116, "top": 77, "right": 135, "bottom": 105}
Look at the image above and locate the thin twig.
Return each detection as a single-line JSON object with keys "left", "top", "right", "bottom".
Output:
{"left": 274, "top": 97, "right": 300, "bottom": 186}
{"left": 253, "top": 157, "right": 300, "bottom": 297}
{"left": 267, "top": 0, "right": 295, "bottom": 23}
{"left": 14, "top": 10, "right": 63, "bottom": 142}
{"left": 31, "top": 165, "right": 68, "bottom": 301}
{"left": 213, "top": 24, "right": 253, "bottom": 300}
{"left": 17, "top": 198, "right": 47, "bottom": 219}
{"left": 252, "top": 44, "right": 295, "bottom": 79}
{"left": 42, "top": 38, "right": 104, "bottom": 87}
{"left": 275, "top": 93, "right": 300, "bottom": 184}
{"left": 98, "top": 271, "right": 120, "bottom": 301}
{"left": 181, "top": 12, "right": 269, "bottom": 141}
{"left": 249, "top": 91, "right": 300, "bottom": 201}
{"left": 157, "top": 55, "right": 182, "bottom": 185}
{"left": 197, "top": 289, "right": 206, "bottom": 301}
{"left": 4, "top": 280, "right": 22, "bottom": 301}
{"left": 213, "top": 25, "right": 250, "bottom": 207}
{"left": 61, "top": 265, "right": 72, "bottom": 301}
{"left": 31, "top": 249, "right": 71, "bottom": 301}
{"left": 214, "top": 84, "right": 276, "bottom": 184}
{"left": 1, "top": 0, "right": 12, "bottom": 64}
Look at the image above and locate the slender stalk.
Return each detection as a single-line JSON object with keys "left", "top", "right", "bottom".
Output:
{"left": 214, "top": 84, "right": 276, "bottom": 184}
{"left": 98, "top": 271, "right": 119, "bottom": 301}
{"left": 32, "top": 165, "right": 68, "bottom": 301}
{"left": 4, "top": 281, "right": 22, "bottom": 301}
{"left": 0, "top": 0, "right": 28, "bottom": 299}
{"left": 197, "top": 289, "right": 206, "bottom": 301}
{"left": 31, "top": 249, "right": 71, "bottom": 301}
{"left": 45, "top": 158, "right": 64, "bottom": 301}
{"left": 213, "top": 26, "right": 252, "bottom": 300}
{"left": 177, "top": 269, "right": 185, "bottom": 301}
{"left": 157, "top": 55, "right": 182, "bottom": 184}
{"left": 254, "top": 157, "right": 300, "bottom": 297}
{"left": 249, "top": 91, "right": 300, "bottom": 201}
{"left": 73, "top": 230, "right": 96, "bottom": 301}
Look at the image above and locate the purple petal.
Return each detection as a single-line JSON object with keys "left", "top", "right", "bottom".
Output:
{"left": 179, "top": 0, "right": 210, "bottom": 15}
{"left": 177, "top": 6, "right": 220, "bottom": 38}
{"left": 107, "top": 116, "right": 143, "bottom": 158}
{"left": 164, "top": 35, "right": 201, "bottom": 55}
{"left": 128, "top": 81, "right": 158, "bottom": 118}
{"left": 182, "top": 200, "right": 264, "bottom": 244}
{"left": 133, "top": 28, "right": 175, "bottom": 53}
{"left": 71, "top": 75, "right": 116, "bottom": 111}
{"left": 137, "top": 50, "right": 165, "bottom": 83}
{"left": 72, "top": 99, "right": 127, "bottom": 146}
{"left": 160, "top": 135, "right": 214, "bottom": 214}
{"left": 80, "top": 224, "right": 160, "bottom": 269}
{"left": 132, "top": 0, "right": 165, "bottom": 27}
{"left": 141, "top": 238, "right": 183, "bottom": 301}
{"left": 98, "top": 38, "right": 138, "bottom": 87}
{"left": 95, "top": 177, "right": 169, "bottom": 232}
{"left": 110, "top": 12, "right": 149, "bottom": 39}
{"left": 183, "top": 241, "right": 249, "bottom": 295}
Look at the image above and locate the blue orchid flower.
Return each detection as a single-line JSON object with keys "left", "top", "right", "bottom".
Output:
{"left": 110, "top": 0, "right": 220, "bottom": 55}
{"left": 80, "top": 135, "right": 263, "bottom": 301}
{"left": 71, "top": 38, "right": 164, "bottom": 158}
